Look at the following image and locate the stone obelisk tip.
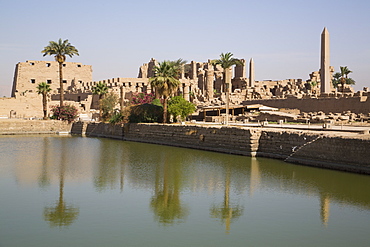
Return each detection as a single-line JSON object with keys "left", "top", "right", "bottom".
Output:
{"left": 320, "top": 27, "right": 331, "bottom": 94}
{"left": 249, "top": 58, "right": 255, "bottom": 88}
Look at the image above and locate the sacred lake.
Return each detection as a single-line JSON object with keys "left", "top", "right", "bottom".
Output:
{"left": 0, "top": 135, "right": 369, "bottom": 247}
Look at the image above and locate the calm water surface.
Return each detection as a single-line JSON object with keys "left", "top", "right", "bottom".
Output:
{"left": 0, "top": 135, "right": 369, "bottom": 247}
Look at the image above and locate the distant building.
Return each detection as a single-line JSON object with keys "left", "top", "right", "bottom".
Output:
{"left": 11, "top": 60, "right": 92, "bottom": 97}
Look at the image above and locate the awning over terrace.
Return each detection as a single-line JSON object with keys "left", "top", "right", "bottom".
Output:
{"left": 199, "top": 104, "right": 278, "bottom": 121}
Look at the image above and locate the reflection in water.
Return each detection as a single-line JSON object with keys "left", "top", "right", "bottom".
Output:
{"left": 94, "top": 139, "right": 122, "bottom": 191}
{"left": 249, "top": 157, "right": 260, "bottom": 196}
{"left": 320, "top": 193, "right": 330, "bottom": 226}
{"left": 150, "top": 154, "right": 188, "bottom": 225}
{"left": 43, "top": 138, "right": 79, "bottom": 228}
{"left": 210, "top": 164, "right": 243, "bottom": 234}
{"left": 1, "top": 136, "right": 370, "bottom": 244}
{"left": 38, "top": 137, "right": 51, "bottom": 188}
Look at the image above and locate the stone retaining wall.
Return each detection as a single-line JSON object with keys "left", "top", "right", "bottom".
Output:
{"left": 122, "top": 124, "right": 261, "bottom": 156}
{"left": 72, "top": 122, "right": 123, "bottom": 139}
{"left": 79, "top": 122, "right": 370, "bottom": 174}
{"left": 1, "top": 120, "right": 369, "bottom": 174}
{"left": 242, "top": 97, "right": 370, "bottom": 114}
{"left": 0, "top": 119, "right": 71, "bottom": 134}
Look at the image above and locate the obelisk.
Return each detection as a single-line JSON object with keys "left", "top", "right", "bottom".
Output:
{"left": 320, "top": 27, "right": 330, "bottom": 94}
{"left": 249, "top": 58, "right": 255, "bottom": 87}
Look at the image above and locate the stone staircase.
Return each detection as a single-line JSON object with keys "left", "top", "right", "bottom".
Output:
{"left": 70, "top": 122, "right": 87, "bottom": 135}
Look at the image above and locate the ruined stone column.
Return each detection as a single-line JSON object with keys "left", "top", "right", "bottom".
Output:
{"left": 320, "top": 28, "right": 331, "bottom": 94}
{"left": 197, "top": 68, "right": 205, "bottom": 94}
{"left": 214, "top": 71, "right": 223, "bottom": 93}
{"left": 205, "top": 63, "right": 214, "bottom": 100}
{"left": 120, "top": 86, "right": 125, "bottom": 112}
{"left": 183, "top": 83, "right": 190, "bottom": 101}
{"left": 180, "top": 66, "right": 185, "bottom": 79}
{"left": 146, "top": 81, "right": 152, "bottom": 94}
{"left": 191, "top": 61, "right": 197, "bottom": 79}
{"left": 249, "top": 58, "right": 255, "bottom": 88}
{"left": 235, "top": 59, "right": 246, "bottom": 78}
{"left": 224, "top": 67, "right": 232, "bottom": 93}
{"left": 148, "top": 58, "right": 158, "bottom": 78}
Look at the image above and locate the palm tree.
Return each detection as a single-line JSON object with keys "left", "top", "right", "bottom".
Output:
{"left": 168, "top": 58, "right": 187, "bottom": 79}
{"left": 92, "top": 81, "right": 109, "bottom": 100}
{"left": 42, "top": 39, "right": 79, "bottom": 107}
{"left": 149, "top": 60, "right": 182, "bottom": 123}
{"left": 339, "top": 66, "right": 355, "bottom": 93}
{"left": 36, "top": 82, "right": 52, "bottom": 120}
{"left": 211, "top": 52, "right": 243, "bottom": 125}
{"left": 331, "top": 72, "right": 341, "bottom": 89}
{"left": 331, "top": 67, "right": 355, "bottom": 93}
{"left": 92, "top": 81, "right": 109, "bottom": 119}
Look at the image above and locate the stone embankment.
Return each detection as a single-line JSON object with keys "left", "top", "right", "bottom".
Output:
{"left": 74, "top": 122, "right": 370, "bottom": 175}
{"left": 1, "top": 120, "right": 369, "bottom": 174}
{"left": 0, "top": 119, "right": 71, "bottom": 135}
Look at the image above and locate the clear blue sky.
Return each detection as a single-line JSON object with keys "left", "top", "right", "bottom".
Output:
{"left": 1, "top": 0, "right": 369, "bottom": 97}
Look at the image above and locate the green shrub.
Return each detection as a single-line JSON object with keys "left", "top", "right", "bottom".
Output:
{"left": 129, "top": 103, "right": 163, "bottom": 123}
{"left": 109, "top": 111, "right": 124, "bottom": 124}
{"left": 168, "top": 96, "right": 196, "bottom": 122}
{"left": 151, "top": 98, "right": 163, "bottom": 107}
{"left": 100, "top": 92, "right": 118, "bottom": 122}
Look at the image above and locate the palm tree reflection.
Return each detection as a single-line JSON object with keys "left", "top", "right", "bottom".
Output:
{"left": 43, "top": 138, "right": 79, "bottom": 228}
{"left": 150, "top": 156, "right": 188, "bottom": 225}
{"left": 210, "top": 165, "right": 243, "bottom": 234}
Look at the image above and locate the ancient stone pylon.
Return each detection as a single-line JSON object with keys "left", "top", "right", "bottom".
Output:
{"left": 320, "top": 27, "right": 331, "bottom": 94}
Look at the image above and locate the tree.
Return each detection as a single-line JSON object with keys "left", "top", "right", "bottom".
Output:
{"left": 36, "top": 82, "right": 52, "bottom": 120}
{"left": 92, "top": 81, "right": 108, "bottom": 100}
{"left": 168, "top": 58, "right": 187, "bottom": 79}
{"left": 42, "top": 39, "right": 79, "bottom": 107}
{"left": 332, "top": 67, "right": 355, "bottom": 93}
{"left": 92, "top": 81, "right": 109, "bottom": 119}
{"left": 128, "top": 103, "right": 163, "bottom": 123}
{"left": 168, "top": 96, "right": 196, "bottom": 122}
{"left": 339, "top": 66, "right": 355, "bottom": 93}
{"left": 211, "top": 52, "right": 243, "bottom": 125}
{"left": 149, "top": 60, "right": 182, "bottom": 123}
{"left": 100, "top": 92, "right": 118, "bottom": 122}
{"left": 331, "top": 72, "right": 341, "bottom": 89}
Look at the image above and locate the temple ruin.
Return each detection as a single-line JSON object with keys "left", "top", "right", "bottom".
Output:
{"left": 0, "top": 28, "right": 369, "bottom": 122}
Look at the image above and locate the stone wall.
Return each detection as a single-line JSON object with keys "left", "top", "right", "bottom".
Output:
{"left": 122, "top": 124, "right": 261, "bottom": 156}
{"left": 71, "top": 122, "right": 123, "bottom": 139}
{"left": 0, "top": 119, "right": 71, "bottom": 134}
{"left": 242, "top": 96, "right": 370, "bottom": 114}
{"left": 78, "top": 122, "right": 370, "bottom": 174}
{"left": 0, "top": 97, "right": 43, "bottom": 119}
{"left": 2, "top": 120, "right": 369, "bottom": 174}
